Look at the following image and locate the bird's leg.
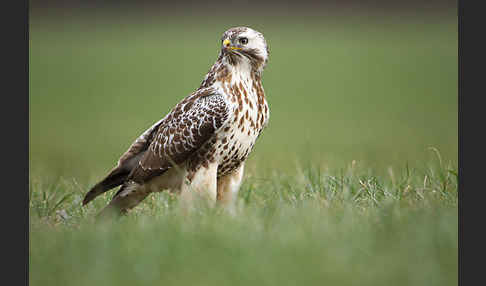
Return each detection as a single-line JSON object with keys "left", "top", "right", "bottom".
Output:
{"left": 180, "top": 162, "right": 218, "bottom": 211}
{"left": 216, "top": 163, "right": 244, "bottom": 213}
{"left": 96, "top": 181, "right": 150, "bottom": 220}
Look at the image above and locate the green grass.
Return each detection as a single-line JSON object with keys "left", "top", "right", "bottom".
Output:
{"left": 30, "top": 13, "right": 457, "bottom": 286}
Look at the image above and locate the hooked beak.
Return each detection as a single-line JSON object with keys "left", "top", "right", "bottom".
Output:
{"left": 223, "top": 39, "right": 242, "bottom": 51}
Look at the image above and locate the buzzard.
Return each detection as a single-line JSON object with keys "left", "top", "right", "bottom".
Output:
{"left": 83, "top": 27, "right": 270, "bottom": 218}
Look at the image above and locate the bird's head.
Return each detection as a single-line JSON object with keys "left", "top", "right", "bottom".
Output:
{"left": 219, "top": 27, "right": 269, "bottom": 72}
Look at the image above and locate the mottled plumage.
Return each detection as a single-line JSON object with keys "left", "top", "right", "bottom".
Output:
{"left": 83, "top": 27, "right": 270, "bottom": 217}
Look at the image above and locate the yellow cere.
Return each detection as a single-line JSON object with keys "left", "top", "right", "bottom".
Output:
{"left": 223, "top": 39, "right": 241, "bottom": 50}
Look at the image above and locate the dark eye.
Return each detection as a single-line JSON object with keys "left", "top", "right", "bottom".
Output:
{"left": 239, "top": 37, "right": 248, "bottom": 45}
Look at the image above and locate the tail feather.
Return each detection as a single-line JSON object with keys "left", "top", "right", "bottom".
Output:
{"left": 82, "top": 168, "right": 129, "bottom": 206}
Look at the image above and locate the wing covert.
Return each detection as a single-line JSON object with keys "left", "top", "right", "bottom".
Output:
{"left": 128, "top": 92, "right": 230, "bottom": 183}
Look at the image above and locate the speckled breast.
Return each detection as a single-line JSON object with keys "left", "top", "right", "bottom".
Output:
{"left": 205, "top": 93, "right": 268, "bottom": 177}
{"left": 186, "top": 65, "right": 270, "bottom": 179}
{"left": 220, "top": 93, "right": 268, "bottom": 175}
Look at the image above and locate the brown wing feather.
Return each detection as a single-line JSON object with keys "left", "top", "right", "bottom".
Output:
{"left": 82, "top": 118, "right": 165, "bottom": 205}
{"left": 83, "top": 87, "right": 227, "bottom": 205}
{"left": 117, "top": 118, "right": 165, "bottom": 167}
{"left": 127, "top": 92, "right": 230, "bottom": 184}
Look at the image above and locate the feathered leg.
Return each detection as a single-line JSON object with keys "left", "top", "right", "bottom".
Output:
{"left": 216, "top": 163, "right": 244, "bottom": 212}
{"left": 96, "top": 181, "right": 150, "bottom": 220}
{"left": 180, "top": 163, "right": 218, "bottom": 211}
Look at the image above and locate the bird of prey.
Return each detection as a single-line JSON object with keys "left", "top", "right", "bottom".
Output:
{"left": 82, "top": 26, "right": 270, "bottom": 218}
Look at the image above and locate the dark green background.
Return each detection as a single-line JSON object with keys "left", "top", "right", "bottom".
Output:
{"left": 30, "top": 12, "right": 457, "bottom": 180}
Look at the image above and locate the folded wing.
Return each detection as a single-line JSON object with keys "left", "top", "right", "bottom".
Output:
{"left": 82, "top": 89, "right": 230, "bottom": 205}
{"left": 129, "top": 92, "right": 230, "bottom": 183}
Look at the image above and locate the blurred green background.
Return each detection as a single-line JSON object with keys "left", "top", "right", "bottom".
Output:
{"left": 29, "top": 5, "right": 457, "bottom": 180}
{"left": 29, "top": 2, "right": 457, "bottom": 286}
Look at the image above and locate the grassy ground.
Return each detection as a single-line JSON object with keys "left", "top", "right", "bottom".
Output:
{"left": 30, "top": 13, "right": 457, "bottom": 286}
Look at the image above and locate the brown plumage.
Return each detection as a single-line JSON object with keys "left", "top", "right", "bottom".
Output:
{"left": 83, "top": 27, "right": 270, "bottom": 218}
